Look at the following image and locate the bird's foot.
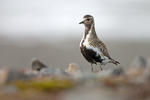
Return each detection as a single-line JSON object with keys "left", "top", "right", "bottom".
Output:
{"left": 91, "top": 66, "right": 100, "bottom": 73}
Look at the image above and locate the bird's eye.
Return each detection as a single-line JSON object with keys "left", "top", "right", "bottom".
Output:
{"left": 86, "top": 19, "right": 90, "bottom": 21}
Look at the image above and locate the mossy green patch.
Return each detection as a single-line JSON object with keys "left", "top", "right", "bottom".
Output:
{"left": 14, "top": 79, "right": 75, "bottom": 92}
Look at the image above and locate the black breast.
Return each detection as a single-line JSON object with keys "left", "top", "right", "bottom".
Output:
{"left": 80, "top": 46, "right": 103, "bottom": 64}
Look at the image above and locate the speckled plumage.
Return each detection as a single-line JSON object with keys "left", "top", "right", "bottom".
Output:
{"left": 79, "top": 15, "right": 119, "bottom": 72}
{"left": 32, "top": 58, "right": 47, "bottom": 71}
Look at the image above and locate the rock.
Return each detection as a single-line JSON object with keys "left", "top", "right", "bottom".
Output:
{"left": 0, "top": 68, "right": 36, "bottom": 84}
{"left": 146, "top": 57, "right": 150, "bottom": 68}
{"left": 66, "top": 63, "right": 83, "bottom": 78}
{"left": 142, "top": 57, "right": 150, "bottom": 80}
{"left": 111, "top": 66, "right": 124, "bottom": 76}
{"left": 7, "top": 69, "right": 31, "bottom": 82}
{"left": 129, "top": 56, "right": 147, "bottom": 69}
{"left": 124, "top": 56, "right": 150, "bottom": 83}
{"left": 66, "top": 63, "right": 82, "bottom": 74}
{"left": 0, "top": 68, "right": 9, "bottom": 85}
{"left": 40, "top": 67, "right": 69, "bottom": 76}
{"left": 23, "top": 68, "right": 39, "bottom": 76}
{"left": 31, "top": 58, "right": 48, "bottom": 71}
{"left": 126, "top": 56, "right": 147, "bottom": 78}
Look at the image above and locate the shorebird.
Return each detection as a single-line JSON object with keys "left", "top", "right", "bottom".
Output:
{"left": 79, "top": 15, "right": 119, "bottom": 72}
{"left": 31, "top": 58, "right": 48, "bottom": 71}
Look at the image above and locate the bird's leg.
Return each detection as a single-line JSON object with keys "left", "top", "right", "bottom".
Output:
{"left": 99, "top": 64, "right": 103, "bottom": 71}
{"left": 95, "top": 63, "right": 99, "bottom": 72}
{"left": 91, "top": 63, "right": 94, "bottom": 72}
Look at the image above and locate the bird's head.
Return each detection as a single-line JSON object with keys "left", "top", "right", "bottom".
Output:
{"left": 79, "top": 15, "right": 94, "bottom": 27}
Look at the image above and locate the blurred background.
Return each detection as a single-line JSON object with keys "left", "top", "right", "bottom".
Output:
{"left": 0, "top": 0, "right": 150, "bottom": 71}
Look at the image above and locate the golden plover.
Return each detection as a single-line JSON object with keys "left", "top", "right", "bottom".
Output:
{"left": 31, "top": 58, "right": 47, "bottom": 71}
{"left": 79, "top": 15, "right": 119, "bottom": 72}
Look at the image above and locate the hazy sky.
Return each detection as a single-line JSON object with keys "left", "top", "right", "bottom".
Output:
{"left": 0, "top": 0, "right": 150, "bottom": 41}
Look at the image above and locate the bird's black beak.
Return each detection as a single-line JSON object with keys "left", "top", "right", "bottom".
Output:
{"left": 79, "top": 21, "right": 84, "bottom": 24}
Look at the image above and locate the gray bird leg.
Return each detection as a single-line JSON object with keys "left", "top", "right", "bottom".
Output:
{"left": 91, "top": 63, "right": 94, "bottom": 72}
{"left": 99, "top": 64, "right": 103, "bottom": 71}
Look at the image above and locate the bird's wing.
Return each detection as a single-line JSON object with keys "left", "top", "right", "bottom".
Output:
{"left": 89, "top": 39, "right": 111, "bottom": 59}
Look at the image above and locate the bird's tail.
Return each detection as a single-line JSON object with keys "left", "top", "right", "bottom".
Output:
{"left": 109, "top": 58, "right": 120, "bottom": 65}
